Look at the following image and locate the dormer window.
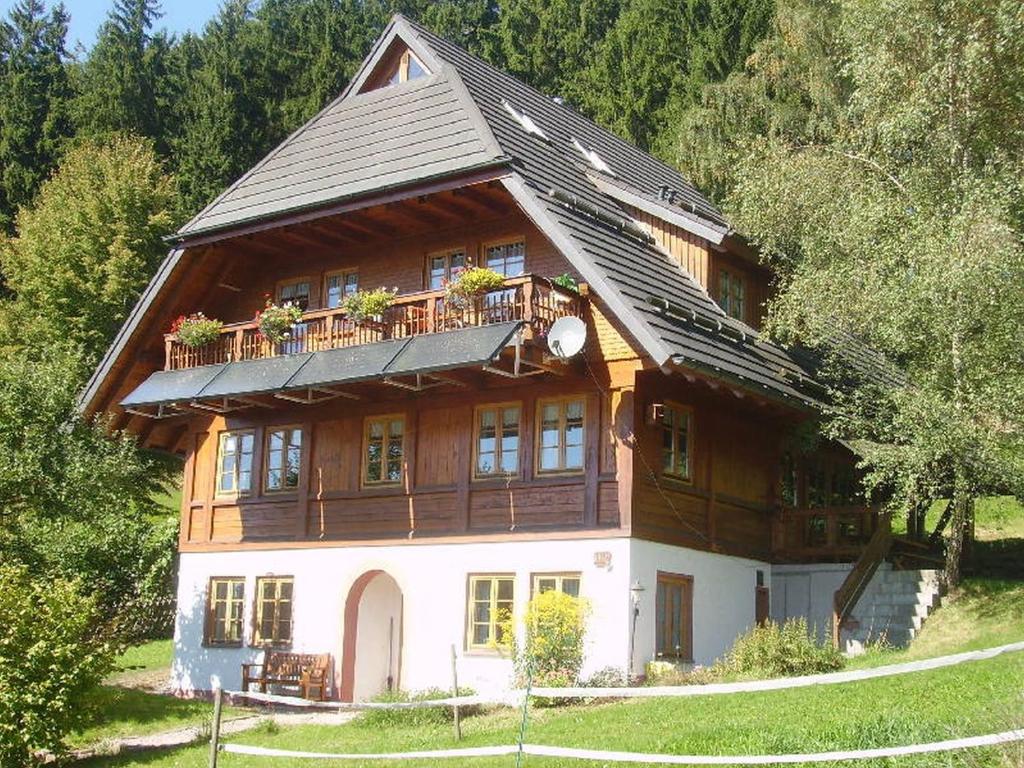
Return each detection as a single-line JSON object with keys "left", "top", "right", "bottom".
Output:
{"left": 719, "top": 269, "right": 745, "bottom": 321}
{"left": 385, "top": 50, "right": 427, "bottom": 86}
{"left": 501, "top": 99, "right": 548, "bottom": 141}
{"left": 571, "top": 138, "right": 614, "bottom": 175}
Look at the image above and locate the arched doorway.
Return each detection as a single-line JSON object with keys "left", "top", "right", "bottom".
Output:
{"left": 340, "top": 570, "right": 403, "bottom": 702}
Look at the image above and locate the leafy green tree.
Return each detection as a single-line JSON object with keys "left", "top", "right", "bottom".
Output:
{"left": 694, "top": 0, "right": 1024, "bottom": 584}
{"left": 0, "top": 0, "right": 72, "bottom": 232}
{"left": 0, "top": 134, "right": 174, "bottom": 363}
{"left": 0, "top": 563, "right": 114, "bottom": 767}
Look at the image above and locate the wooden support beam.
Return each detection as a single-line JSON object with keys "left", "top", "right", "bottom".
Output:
{"left": 455, "top": 186, "right": 508, "bottom": 215}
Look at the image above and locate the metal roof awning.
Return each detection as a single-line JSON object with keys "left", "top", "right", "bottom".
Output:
{"left": 119, "top": 322, "right": 527, "bottom": 416}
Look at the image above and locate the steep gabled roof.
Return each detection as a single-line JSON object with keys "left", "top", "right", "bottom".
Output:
{"left": 84, "top": 15, "right": 849, "bottom": 416}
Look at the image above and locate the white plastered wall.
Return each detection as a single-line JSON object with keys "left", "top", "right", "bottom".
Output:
{"left": 629, "top": 539, "right": 769, "bottom": 670}
{"left": 171, "top": 537, "right": 633, "bottom": 698}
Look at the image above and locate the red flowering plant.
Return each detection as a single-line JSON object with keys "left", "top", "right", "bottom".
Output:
{"left": 254, "top": 295, "right": 303, "bottom": 343}
{"left": 170, "top": 312, "right": 223, "bottom": 348}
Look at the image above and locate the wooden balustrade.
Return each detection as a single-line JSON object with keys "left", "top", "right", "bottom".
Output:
{"left": 775, "top": 504, "right": 880, "bottom": 561}
{"left": 164, "top": 275, "right": 582, "bottom": 371}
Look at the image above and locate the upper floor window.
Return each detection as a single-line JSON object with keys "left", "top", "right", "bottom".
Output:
{"left": 485, "top": 240, "right": 525, "bottom": 278}
{"left": 719, "top": 269, "right": 744, "bottom": 321}
{"left": 656, "top": 572, "right": 693, "bottom": 661}
{"left": 265, "top": 426, "right": 302, "bottom": 492}
{"left": 467, "top": 574, "right": 514, "bottom": 650}
{"left": 427, "top": 249, "right": 466, "bottom": 290}
{"left": 278, "top": 278, "right": 311, "bottom": 311}
{"left": 386, "top": 50, "right": 427, "bottom": 86}
{"left": 474, "top": 404, "right": 520, "bottom": 478}
{"left": 216, "top": 430, "right": 255, "bottom": 496}
{"left": 537, "top": 396, "right": 585, "bottom": 474}
{"left": 660, "top": 404, "right": 692, "bottom": 481}
{"left": 325, "top": 270, "right": 358, "bottom": 309}
{"left": 253, "top": 576, "right": 293, "bottom": 647}
{"left": 205, "top": 577, "right": 245, "bottom": 646}
{"left": 533, "top": 572, "right": 581, "bottom": 597}
{"left": 364, "top": 415, "right": 404, "bottom": 485}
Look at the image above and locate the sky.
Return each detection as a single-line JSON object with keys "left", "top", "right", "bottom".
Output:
{"left": 0, "top": 0, "right": 218, "bottom": 52}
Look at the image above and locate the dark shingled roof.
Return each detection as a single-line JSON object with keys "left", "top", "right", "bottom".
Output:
{"left": 85, "top": 15, "right": 897, "bottom": 415}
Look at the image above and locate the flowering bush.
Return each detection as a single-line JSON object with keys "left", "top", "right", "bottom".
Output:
{"left": 715, "top": 618, "right": 843, "bottom": 679}
{"left": 552, "top": 273, "right": 579, "bottom": 293}
{"left": 342, "top": 287, "right": 398, "bottom": 323}
{"left": 504, "top": 589, "right": 590, "bottom": 692}
{"left": 170, "top": 312, "right": 222, "bottom": 348}
{"left": 255, "top": 297, "right": 303, "bottom": 343}
{"left": 444, "top": 266, "right": 505, "bottom": 307}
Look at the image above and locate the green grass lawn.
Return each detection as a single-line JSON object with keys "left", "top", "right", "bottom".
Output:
{"left": 79, "top": 648, "right": 1024, "bottom": 767}
{"left": 72, "top": 639, "right": 251, "bottom": 751}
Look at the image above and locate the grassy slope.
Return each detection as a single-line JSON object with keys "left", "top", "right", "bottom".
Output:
{"left": 82, "top": 582, "right": 1024, "bottom": 767}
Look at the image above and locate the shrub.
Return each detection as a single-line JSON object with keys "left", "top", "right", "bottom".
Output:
{"left": 255, "top": 297, "right": 303, "bottom": 343}
{"left": 644, "top": 662, "right": 717, "bottom": 686}
{"left": 580, "top": 665, "right": 628, "bottom": 688}
{"left": 444, "top": 267, "right": 505, "bottom": 307}
{"left": 507, "top": 590, "right": 590, "bottom": 689}
{"left": 356, "top": 686, "right": 477, "bottom": 729}
{"left": 342, "top": 287, "right": 398, "bottom": 323}
{"left": 714, "top": 618, "right": 844, "bottom": 680}
{"left": 0, "top": 564, "right": 115, "bottom": 766}
{"left": 170, "top": 312, "right": 223, "bottom": 348}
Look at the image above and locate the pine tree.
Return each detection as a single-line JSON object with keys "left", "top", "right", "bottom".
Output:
{"left": 70, "top": 0, "right": 175, "bottom": 151}
{"left": 0, "top": 0, "right": 71, "bottom": 232}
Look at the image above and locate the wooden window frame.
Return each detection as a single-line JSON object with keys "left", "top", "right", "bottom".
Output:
{"left": 204, "top": 576, "right": 246, "bottom": 647}
{"left": 465, "top": 573, "right": 515, "bottom": 653}
{"left": 425, "top": 247, "right": 467, "bottom": 290}
{"left": 530, "top": 572, "right": 582, "bottom": 598}
{"left": 481, "top": 237, "right": 527, "bottom": 278}
{"left": 323, "top": 268, "right": 359, "bottom": 309}
{"left": 362, "top": 413, "right": 406, "bottom": 487}
{"left": 718, "top": 268, "right": 745, "bottom": 322}
{"left": 252, "top": 575, "right": 294, "bottom": 649}
{"left": 263, "top": 425, "right": 304, "bottom": 494}
{"left": 660, "top": 402, "right": 693, "bottom": 482}
{"left": 655, "top": 571, "right": 694, "bottom": 662}
{"left": 275, "top": 275, "right": 315, "bottom": 311}
{"left": 215, "top": 429, "right": 256, "bottom": 497}
{"left": 472, "top": 402, "right": 523, "bottom": 480}
{"left": 535, "top": 395, "right": 586, "bottom": 476}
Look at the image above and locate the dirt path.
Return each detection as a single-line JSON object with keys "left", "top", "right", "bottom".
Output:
{"left": 70, "top": 710, "right": 357, "bottom": 761}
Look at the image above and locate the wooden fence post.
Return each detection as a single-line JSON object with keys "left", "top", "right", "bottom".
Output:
{"left": 209, "top": 687, "right": 224, "bottom": 768}
{"left": 450, "top": 644, "right": 462, "bottom": 742}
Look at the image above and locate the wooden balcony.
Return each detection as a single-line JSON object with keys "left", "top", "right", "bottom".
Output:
{"left": 165, "top": 275, "right": 582, "bottom": 371}
{"left": 775, "top": 505, "right": 880, "bottom": 561}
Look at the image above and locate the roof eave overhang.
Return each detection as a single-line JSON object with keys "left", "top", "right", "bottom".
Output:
{"left": 665, "top": 356, "right": 821, "bottom": 414}
{"left": 165, "top": 158, "right": 514, "bottom": 248}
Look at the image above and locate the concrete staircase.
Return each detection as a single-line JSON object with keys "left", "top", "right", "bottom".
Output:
{"left": 842, "top": 564, "right": 943, "bottom": 654}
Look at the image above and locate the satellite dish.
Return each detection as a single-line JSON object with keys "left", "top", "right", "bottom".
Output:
{"left": 548, "top": 316, "right": 587, "bottom": 359}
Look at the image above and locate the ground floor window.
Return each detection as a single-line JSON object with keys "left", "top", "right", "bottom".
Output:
{"left": 532, "top": 572, "right": 581, "bottom": 597}
{"left": 466, "top": 574, "right": 514, "bottom": 650}
{"left": 254, "top": 576, "right": 294, "bottom": 647}
{"left": 655, "top": 571, "right": 693, "bottom": 661}
{"left": 205, "top": 577, "right": 245, "bottom": 646}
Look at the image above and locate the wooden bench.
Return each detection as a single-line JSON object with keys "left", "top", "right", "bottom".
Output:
{"left": 242, "top": 652, "right": 331, "bottom": 701}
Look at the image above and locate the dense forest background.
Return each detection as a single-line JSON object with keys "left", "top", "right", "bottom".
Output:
{"left": 0, "top": 0, "right": 772, "bottom": 235}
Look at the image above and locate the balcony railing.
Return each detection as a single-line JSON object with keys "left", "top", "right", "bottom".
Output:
{"left": 776, "top": 504, "right": 880, "bottom": 560}
{"left": 165, "top": 274, "right": 583, "bottom": 371}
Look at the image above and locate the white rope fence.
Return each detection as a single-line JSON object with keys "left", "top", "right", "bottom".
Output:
{"left": 220, "top": 729, "right": 1024, "bottom": 764}
{"left": 225, "top": 639, "right": 1024, "bottom": 710}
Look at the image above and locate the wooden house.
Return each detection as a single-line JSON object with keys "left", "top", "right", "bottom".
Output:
{"left": 82, "top": 16, "right": 909, "bottom": 700}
